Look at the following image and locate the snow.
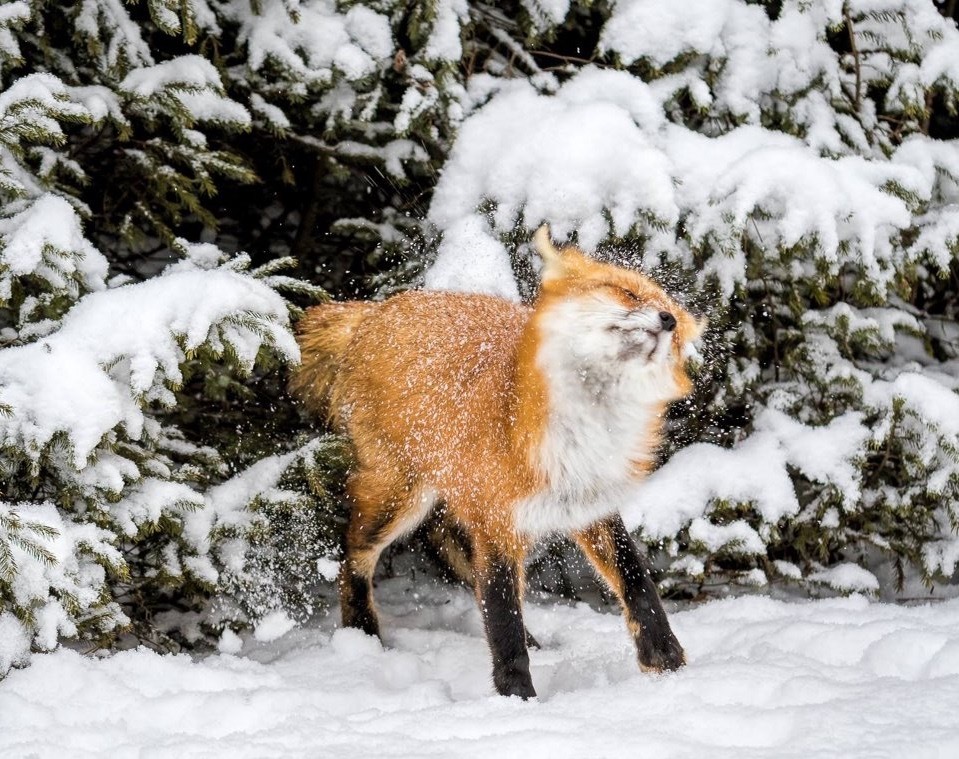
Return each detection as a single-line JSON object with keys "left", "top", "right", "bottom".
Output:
{"left": 0, "top": 2, "right": 29, "bottom": 69}
{"left": 0, "top": 1, "right": 28, "bottom": 23}
{"left": 174, "top": 90, "right": 252, "bottom": 127}
{"left": 619, "top": 403, "right": 882, "bottom": 555}
{"left": 0, "top": 612, "right": 30, "bottom": 675}
{"left": 602, "top": 0, "right": 765, "bottom": 71}
{"left": 880, "top": 0, "right": 959, "bottom": 106}
{"left": 754, "top": 409, "right": 871, "bottom": 506}
{"left": 687, "top": 517, "right": 765, "bottom": 555}
{"left": 865, "top": 371, "right": 959, "bottom": 441}
{"left": 810, "top": 563, "right": 881, "bottom": 594}
{"left": 2, "top": 581, "right": 959, "bottom": 758}
{"left": 924, "top": 538, "right": 959, "bottom": 580}
{"left": 335, "top": 139, "right": 428, "bottom": 180}
{"left": 422, "top": 2, "right": 959, "bottom": 297}
{"left": 120, "top": 56, "right": 251, "bottom": 127}
{"left": 183, "top": 438, "right": 323, "bottom": 550}
{"left": 253, "top": 610, "right": 296, "bottom": 642}
{"left": 316, "top": 557, "right": 340, "bottom": 582}
{"left": 773, "top": 560, "right": 803, "bottom": 581}
{"left": 424, "top": 216, "right": 521, "bottom": 300}
{"left": 74, "top": 0, "right": 153, "bottom": 70}
{"left": 0, "top": 194, "right": 108, "bottom": 302}
{"left": 111, "top": 478, "right": 205, "bottom": 538}
{"left": 520, "top": 0, "right": 571, "bottom": 31}
{"left": 120, "top": 55, "right": 223, "bottom": 97}
{"left": 0, "top": 73, "right": 91, "bottom": 155}
{"left": 217, "top": 629, "right": 243, "bottom": 655}
{"left": 249, "top": 92, "right": 291, "bottom": 130}
{"left": 802, "top": 303, "right": 922, "bottom": 348}
{"left": 621, "top": 433, "right": 799, "bottom": 538}
{"left": 221, "top": 0, "right": 393, "bottom": 84}
{"left": 66, "top": 84, "right": 127, "bottom": 126}
{"left": 423, "top": 0, "right": 468, "bottom": 62}
{"left": 909, "top": 207, "right": 959, "bottom": 271}
{"left": 0, "top": 500, "right": 125, "bottom": 662}
{"left": 426, "top": 66, "right": 952, "bottom": 298}
{"left": 665, "top": 126, "right": 920, "bottom": 291}
{"left": 429, "top": 69, "right": 676, "bottom": 252}
{"left": 893, "top": 135, "right": 959, "bottom": 204}
{"left": 0, "top": 267, "right": 297, "bottom": 468}
{"left": 342, "top": 5, "right": 394, "bottom": 61}
{"left": 600, "top": 0, "right": 959, "bottom": 153}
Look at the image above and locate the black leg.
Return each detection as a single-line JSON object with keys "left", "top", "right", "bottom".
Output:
{"left": 575, "top": 515, "right": 685, "bottom": 672}
{"left": 338, "top": 467, "right": 424, "bottom": 641}
{"left": 339, "top": 562, "right": 380, "bottom": 638}
{"left": 476, "top": 550, "right": 536, "bottom": 698}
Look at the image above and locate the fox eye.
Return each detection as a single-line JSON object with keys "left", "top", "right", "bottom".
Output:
{"left": 617, "top": 287, "right": 641, "bottom": 303}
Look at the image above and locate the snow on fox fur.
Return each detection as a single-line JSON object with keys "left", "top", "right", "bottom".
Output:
{"left": 290, "top": 227, "right": 705, "bottom": 698}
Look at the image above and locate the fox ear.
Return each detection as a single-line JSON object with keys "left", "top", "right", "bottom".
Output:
{"left": 532, "top": 225, "right": 566, "bottom": 281}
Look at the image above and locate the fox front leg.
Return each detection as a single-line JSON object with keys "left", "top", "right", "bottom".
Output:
{"left": 473, "top": 541, "right": 536, "bottom": 699}
{"left": 575, "top": 515, "right": 685, "bottom": 672}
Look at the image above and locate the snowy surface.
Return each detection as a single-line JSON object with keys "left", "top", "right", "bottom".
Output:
{"left": 3, "top": 580, "right": 959, "bottom": 758}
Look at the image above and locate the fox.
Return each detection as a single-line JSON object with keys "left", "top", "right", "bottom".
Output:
{"left": 290, "top": 226, "right": 705, "bottom": 699}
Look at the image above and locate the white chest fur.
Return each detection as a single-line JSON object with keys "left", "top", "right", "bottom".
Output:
{"left": 513, "top": 302, "right": 675, "bottom": 537}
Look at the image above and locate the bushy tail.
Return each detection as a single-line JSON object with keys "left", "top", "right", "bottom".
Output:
{"left": 289, "top": 301, "right": 378, "bottom": 421}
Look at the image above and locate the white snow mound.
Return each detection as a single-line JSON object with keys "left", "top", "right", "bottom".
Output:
{"left": 2, "top": 582, "right": 958, "bottom": 758}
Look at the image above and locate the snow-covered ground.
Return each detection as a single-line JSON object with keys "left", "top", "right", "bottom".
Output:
{"left": 3, "top": 579, "right": 958, "bottom": 758}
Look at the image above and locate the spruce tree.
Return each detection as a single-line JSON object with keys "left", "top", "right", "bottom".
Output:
{"left": 1, "top": 0, "right": 328, "bottom": 674}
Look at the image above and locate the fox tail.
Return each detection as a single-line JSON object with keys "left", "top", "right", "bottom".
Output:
{"left": 289, "top": 301, "right": 377, "bottom": 422}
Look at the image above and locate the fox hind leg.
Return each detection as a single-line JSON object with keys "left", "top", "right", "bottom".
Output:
{"left": 421, "top": 512, "right": 540, "bottom": 650}
{"left": 472, "top": 534, "right": 536, "bottom": 699}
{"left": 339, "top": 466, "right": 433, "bottom": 639}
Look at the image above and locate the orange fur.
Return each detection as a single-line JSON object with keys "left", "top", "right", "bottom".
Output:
{"left": 289, "top": 301, "right": 378, "bottom": 419}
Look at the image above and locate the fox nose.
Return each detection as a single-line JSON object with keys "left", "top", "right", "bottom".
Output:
{"left": 659, "top": 311, "right": 677, "bottom": 331}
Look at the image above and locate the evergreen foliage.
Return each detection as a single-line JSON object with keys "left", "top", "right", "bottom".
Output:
{"left": 1, "top": 0, "right": 958, "bottom": 675}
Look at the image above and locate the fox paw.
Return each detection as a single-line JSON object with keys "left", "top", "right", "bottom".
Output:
{"left": 494, "top": 667, "right": 537, "bottom": 699}
{"left": 637, "top": 628, "right": 686, "bottom": 673}
{"left": 342, "top": 609, "right": 381, "bottom": 641}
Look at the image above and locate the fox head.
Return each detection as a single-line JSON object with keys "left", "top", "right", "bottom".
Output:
{"left": 531, "top": 226, "right": 704, "bottom": 402}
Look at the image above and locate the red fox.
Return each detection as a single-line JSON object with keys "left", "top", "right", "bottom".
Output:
{"left": 290, "top": 226, "right": 704, "bottom": 698}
